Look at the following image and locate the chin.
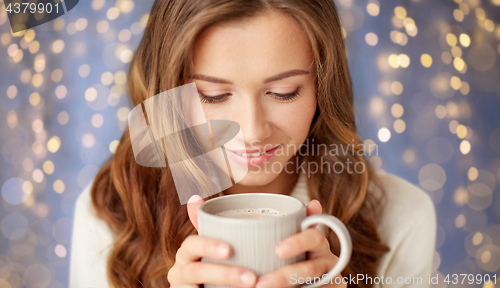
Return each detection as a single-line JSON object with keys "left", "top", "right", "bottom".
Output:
{"left": 235, "top": 168, "right": 280, "bottom": 187}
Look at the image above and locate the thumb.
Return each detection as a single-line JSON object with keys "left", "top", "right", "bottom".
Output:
{"left": 187, "top": 195, "right": 204, "bottom": 231}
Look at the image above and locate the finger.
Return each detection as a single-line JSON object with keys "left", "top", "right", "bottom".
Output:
{"left": 276, "top": 228, "right": 329, "bottom": 259}
{"left": 306, "top": 199, "right": 322, "bottom": 216}
{"left": 256, "top": 258, "right": 335, "bottom": 288}
{"left": 179, "top": 262, "right": 257, "bottom": 288}
{"left": 187, "top": 195, "right": 204, "bottom": 231}
{"left": 176, "top": 235, "right": 231, "bottom": 263}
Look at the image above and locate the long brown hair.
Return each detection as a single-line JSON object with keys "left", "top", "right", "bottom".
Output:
{"left": 91, "top": 0, "right": 390, "bottom": 287}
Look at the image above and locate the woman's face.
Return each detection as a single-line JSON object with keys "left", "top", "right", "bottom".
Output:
{"left": 190, "top": 10, "right": 317, "bottom": 187}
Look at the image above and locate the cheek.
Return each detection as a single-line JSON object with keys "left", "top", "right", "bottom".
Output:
{"left": 272, "top": 94, "right": 317, "bottom": 143}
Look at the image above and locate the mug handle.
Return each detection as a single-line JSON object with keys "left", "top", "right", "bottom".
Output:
{"left": 299, "top": 214, "right": 352, "bottom": 288}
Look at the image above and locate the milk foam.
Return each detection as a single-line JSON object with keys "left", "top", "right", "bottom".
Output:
{"left": 216, "top": 208, "right": 285, "bottom": 218}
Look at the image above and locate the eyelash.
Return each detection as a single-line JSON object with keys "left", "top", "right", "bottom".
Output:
{"left": 199, "top": 89, "right": 300, "bottom": 104}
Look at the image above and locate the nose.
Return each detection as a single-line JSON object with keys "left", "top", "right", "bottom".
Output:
{"left": 233, "top": 93, "right": 272, "bottom": 148}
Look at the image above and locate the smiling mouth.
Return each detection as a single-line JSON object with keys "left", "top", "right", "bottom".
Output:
{"left": 227, "top": 145, "right": 281, "bottom": 158}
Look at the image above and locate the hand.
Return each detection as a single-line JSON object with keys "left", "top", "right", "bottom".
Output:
{"left": 254, "top": 200, "right": 347, "bottom": 288}
{"left": 167, "top": 195, "right": 257, "bottom": 288}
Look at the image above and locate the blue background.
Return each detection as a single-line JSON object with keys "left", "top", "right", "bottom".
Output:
{"left": 0, "top": 0, "right": 499, "bottom": 287}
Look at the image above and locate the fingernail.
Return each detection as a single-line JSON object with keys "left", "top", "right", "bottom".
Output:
{"left": 187, "top": 195, "right": 202, "bottom": 204}
{"left": 240, "top": 271, "right": 256, "bottom": 286}
{"left": 256, "top": 276, "right": 272, "bottom": 288}
{"left": 217, "top": 243, "right": 230, "bottom": 257}
{"left": 276, "top": 243, "right": 292, "bottom": 258}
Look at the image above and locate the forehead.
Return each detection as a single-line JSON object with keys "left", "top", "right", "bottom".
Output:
{"left": 192, "top": 10, "right": 313, "bottom": 80}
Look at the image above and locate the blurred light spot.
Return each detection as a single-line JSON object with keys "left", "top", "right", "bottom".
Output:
{"left": 55, "top": 85, "right": 67, "bottom": 99}
{"left": 460, "top": 140, "right": 471, "bottom": 154}
{"left": 451, "top": 47, "right": 462, "bottom": 59}
{"left": 47, "top": 136, "right": 61, "bottom": 153}
{"left": 78, "top": 64, "right": 91, "bottom": 78}
{"left": 446, "top": 102, "right": 459, "bottom": 118}
{"left": 82, "top": 133, "right": 96, "bottom": 148}
{"left": 363, "top": 139, "right": 377, "bottom": 154}
{"left": 109, "top": 140, "right": 119, "bottom": 154}
{"left": 22, "top": 180, "right": 33, "bottom": 195}
{"left": 52, "top": 39, "right": 65, "bottom": 53}
{"left": 6, "top": 85, "right": 17, "bottom": 99}
{"left": 467, "top": 183, "right": 493, "bottom": 211}
{"left": 117, "top": 107, "right": 130, "bottom": 121}
{"left": 468, "top": 43, "right": 496, "bottom": 72}
{"left": 140, "top": 13, "right": 150, "bottom": 27}
{"left": 391, "top": 103, "right": 404, "bottom": 118}
{"left": 394, "top": 6, "right": 406, "bottom": 19}
{"left": 453, "top": 57, "right": 466, "bottom": 72}
{"left": 450, "top": 76, "right": 462, "bottom": 90}
{"left": 460, "top": 81, "right": 470, "bottom": 95}
{"left": 85, "top": 87, "right": 98, "bottom": 102}
{"left": 388, "top": 54, "right": 399, "bottom": 68}
{"left": 53, "top": 18, "right": 65, "bottom": 31}
{"left": 34, "top": 54, "right": 46, "bottom": 72}
{"left": 365, "top": 32, "right": 378, "bottom": 46}
{"left": 476, "top": 244, "right": 500, "bottom": 271}
{"left": 390, "top": 81, "right": 403, "bottom": 95}
{"left": 32, "top": 119, "right": 43, "bottom": 133}
{"left": 457, "top": 125, "right": 468, "bottom": 139}
{"left": 446, "top": 33, "right": 457, "bottom": 46}
{"left": 116, "top": 0, "right": 135, "bottom": 13}
{"left": 97, "top": 20, "right": 109, "bottom": 33}
{"left": 455, "top": 214, "right": 466, "bottom": 227}
{"left": 473, "top": 232, "right": 484, "bottom": 245}
{"left": 32, "top": 169, "right": 44, "bottom": 183}
{"left": 43, "top": 160, "right": 54, "bottom": 175}
{"left": 55, "top": 244, "right": 67, "bottom": 258}
{"left": 468, "top": 167, "right": 479, "bottom": 181}
{"left": 119, "top": 29, "right": 132, "bottom": 42}
{"left": 419, "top": 163, "right": 446, "bottom": 191}
{"left": 53, "top": 180, "right": 65, "bottom": 194}
{"left": 378, "top": 127, "right": 391, "bottom": 142}
{"left": 107, "top": 7, "right": 120, "bottom": 20}
{"left": 66, "top": 22, "right": 77, "bottom": 35}
{"left": 454, "top": 187, "right": 469, "bottom": 206}
{"left": 75, "top": 18, "right": 88, "bottom": 31}
{"left": 29, "top": 40, "right": 40, "bottom": 54}
{"left": 92, "top": 0, "right": 105, "bottom": 10}
{"left": 114, "top": 71, "right": 127, "bottom": 85}
{"left": 91, "top": 114, "right": 104, "bottom": 128}
{"left": 51, "top": 69, "right": 63, "bottom": 82}
{"left": 57, "top": 111, "right": 69, "bottom": 125}
{"left": 101, "top": 72, "right": 114, "bottom": 86}
{"left": 7, "top": 110, "right": 17, "bottom": 128}
{"left": 453, "top": 9, "right": 464, "bottom": 21}
{"left": 403, "top": 149, "right": 415, "bottom": 164}
{"left": 366, "top": 2, "right": 380, "bottom": 16}
{"left": 421, "top": 54, "right": 432, "bottom": 67}
{"left": 120, "top": 49, "right": 133, "bottom": 63}
{"left": 435, "top": 105, "right": 447, "bottom": 119}
{"left": 393, "top": 119, "right": 406, "bottom": 133}
{"left": 430, "top": 72, "right": 454, "bottom": 99}
{"left": 31, "top": 73, "right": 43, "bottom": 87}
{"left": 370, "top": 97, "right": 385, "bottom": 116}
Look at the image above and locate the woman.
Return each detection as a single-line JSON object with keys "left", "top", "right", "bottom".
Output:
{"left": 69, "top": 0, "right": 437, "bottom": 287}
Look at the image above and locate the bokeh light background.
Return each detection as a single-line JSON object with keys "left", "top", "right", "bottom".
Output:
{"left": 0, "top": 0, "right": 499, "bottom": 287}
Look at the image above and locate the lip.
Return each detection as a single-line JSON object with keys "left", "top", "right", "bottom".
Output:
{"left": 225, "top": 145, "right": 281, "bottom": 167}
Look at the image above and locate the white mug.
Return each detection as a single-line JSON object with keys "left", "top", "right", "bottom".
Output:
{"left": 198, "top": 193, "right": 352, "bottom": 288}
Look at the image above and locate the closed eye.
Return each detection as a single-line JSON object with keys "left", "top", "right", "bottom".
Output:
{"left": 198, "top": 89, "right": 301, "bottom": 104}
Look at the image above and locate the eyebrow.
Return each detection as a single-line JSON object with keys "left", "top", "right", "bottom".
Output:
{"left": 191, "top": 69, "right": 310, "bottom": 84}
